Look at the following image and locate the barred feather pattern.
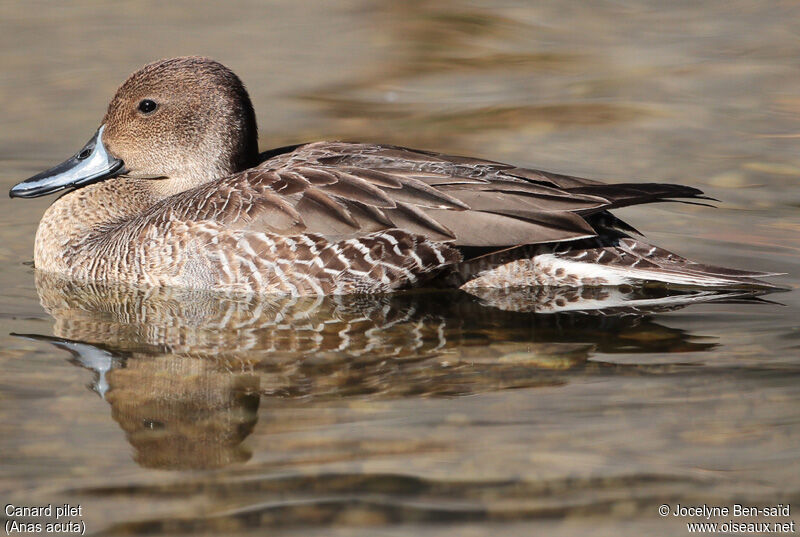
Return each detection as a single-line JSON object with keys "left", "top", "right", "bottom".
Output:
{"left": 456, "top": 236, "right": 776, "bottom": 290}
{"left": 59, "top": 221, "right": 460, "bottom": 296}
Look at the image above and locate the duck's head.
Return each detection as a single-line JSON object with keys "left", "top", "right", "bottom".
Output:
{"left": 10, "top": 57, "right": 258, "bottom": 198}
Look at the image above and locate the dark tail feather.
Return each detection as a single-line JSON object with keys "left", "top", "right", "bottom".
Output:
{"left": 569, "top": 183, "right": 710, "bottom": 212}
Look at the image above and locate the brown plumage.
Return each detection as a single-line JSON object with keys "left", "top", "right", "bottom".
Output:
{"left": 10, "top": 57, "right": 778, "bottom": 295}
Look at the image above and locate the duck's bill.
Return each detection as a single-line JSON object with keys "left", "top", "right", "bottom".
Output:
{"left": 9, "top": 125, "right": 124, "bottom": 198}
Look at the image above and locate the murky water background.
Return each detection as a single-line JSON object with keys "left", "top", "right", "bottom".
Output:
{"left": 1, "top": 1, "right": 798, "bottom": 535}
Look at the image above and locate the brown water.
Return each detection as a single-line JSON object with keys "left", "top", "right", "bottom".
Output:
{"left": 1, "top": 1, "right": 799, "bottom": 535}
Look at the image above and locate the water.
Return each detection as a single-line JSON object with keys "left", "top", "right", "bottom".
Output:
{"left": 1, "top": 1, "right": 798, "bottom": 535}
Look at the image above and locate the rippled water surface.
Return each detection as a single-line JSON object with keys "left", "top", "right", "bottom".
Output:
{"left": 1, "top": 1, "right": 798, "bottom": 535}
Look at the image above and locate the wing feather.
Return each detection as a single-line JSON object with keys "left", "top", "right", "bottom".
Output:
{"left": 156, "top": 142, "right": 709, "bottom": 251}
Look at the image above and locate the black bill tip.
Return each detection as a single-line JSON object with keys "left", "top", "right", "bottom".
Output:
{"left": 9, "top": 125, "right": 124, "bottom": 199}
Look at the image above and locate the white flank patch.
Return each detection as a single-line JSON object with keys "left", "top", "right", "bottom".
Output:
{"left": 533, "top": 254, "right": 628, "bottom": 286}
{"left": 534, "top": 254, "right": 745, "bottom": 287}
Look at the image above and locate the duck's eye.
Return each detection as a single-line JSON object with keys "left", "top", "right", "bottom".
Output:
{"left": 137, "top": 99, "right": 158, "bottom": 114}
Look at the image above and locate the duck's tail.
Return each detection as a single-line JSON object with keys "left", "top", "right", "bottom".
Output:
{"left": 530, "top": 236, "right": 781, "bottom": 288}
{"left": 453, "top": 224, "right": 782, "bottom": 291}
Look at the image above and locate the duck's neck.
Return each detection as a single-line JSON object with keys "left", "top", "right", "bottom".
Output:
{"left": 33, "top": 177, "right": 185, "bottom": 274}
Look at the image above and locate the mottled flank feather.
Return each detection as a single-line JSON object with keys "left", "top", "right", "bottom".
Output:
{"left": 65, "top": 218, "right": 459, "bottom": 295}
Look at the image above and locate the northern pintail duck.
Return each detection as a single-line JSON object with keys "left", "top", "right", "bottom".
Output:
{"left": 10, "top": 57, "right": 777, "bottom": 295}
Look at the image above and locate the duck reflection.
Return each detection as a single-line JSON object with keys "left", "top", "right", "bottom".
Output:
{"left": 20, "top": 272, "right": 772, "bottom": 470}
{"left": 113, "top": 355, "right": 259, "bottom": 470}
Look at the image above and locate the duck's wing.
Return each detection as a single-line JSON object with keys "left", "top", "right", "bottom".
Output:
{"left": 168, "top": 142, "right": 708, "bottom": 247}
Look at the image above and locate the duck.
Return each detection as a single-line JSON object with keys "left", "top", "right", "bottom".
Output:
{"left": 9, "top": 57, "right": 777, "bottom": 295}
